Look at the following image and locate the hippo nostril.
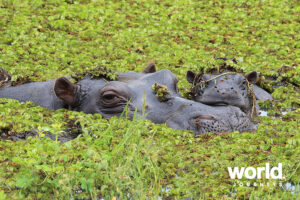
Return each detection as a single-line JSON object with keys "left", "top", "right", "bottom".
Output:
{"left": 231, "top": 87, "right": 234, "bottom": 89}
{"left": 167, "top": 101, "right": 173, "bottom": 106}
{"left": 193, "top": 115, "right": 215, "bottom": 129}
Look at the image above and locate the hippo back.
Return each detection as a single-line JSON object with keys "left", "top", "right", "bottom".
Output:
{"left": 252, "top": 85, "right": 273, "bottom": 101}
{"left": 0, "top": 80, "right": 65, "bottom": 109}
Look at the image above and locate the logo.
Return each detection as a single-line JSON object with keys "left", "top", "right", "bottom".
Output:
{"left": 228, "top": 163, "right": 283, "bottom": 180}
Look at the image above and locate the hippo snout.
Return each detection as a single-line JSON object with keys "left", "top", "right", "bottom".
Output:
{"left": 164, "top": 98, "right": 254, "bottom": 134}
{"left": 189, "top": 114, "right": 232, "bottom": 134}
{"left": 191, "top": 114, "right": 215, "bottom": 129}
{"left": 164, "top": 103, "right": 232, "bottom": 134}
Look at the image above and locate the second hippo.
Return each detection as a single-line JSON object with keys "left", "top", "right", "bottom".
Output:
{"left": 186, "top": 70, "right": 273, "bottom": 116}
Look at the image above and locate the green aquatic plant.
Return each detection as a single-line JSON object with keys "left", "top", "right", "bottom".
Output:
{"left": 0, "top": 0, "right": 299, "bottom": 199}
{"left": 71, "top": 65, "right": 118, "bottom": 82}
{"left": 152, "top": 83, "right": 171, "bottom": 102}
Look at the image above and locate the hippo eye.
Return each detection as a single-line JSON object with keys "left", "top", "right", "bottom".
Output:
{"left": 99, "top": 82, "right": 133, "bottom": 109}
{"left": 239, "top": 79, "right": 248, "bottom": 90}
{"left": 101, "top": 91, "right": 122, "bottom": 105}
{"left": 103, "top": 93, "right": 117, "bottom": 101}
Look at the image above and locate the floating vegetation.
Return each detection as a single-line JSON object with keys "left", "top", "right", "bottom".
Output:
{"left": 71, "top": 65, "right": 118, "bottom": 82}
{"left": 152, "top": 83, "right": 171, "bottom": 102}
{"left": 0, "top": 0, "right": 299, "bottom": 199}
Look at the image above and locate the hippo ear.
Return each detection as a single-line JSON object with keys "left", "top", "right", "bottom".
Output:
{"left": 143, "top": 63, "right": 156, "bottom": 73}
{"left": 54, "top": 77, "right": 79, "bottom": 106}
{"left": 245, "top": 71, "right": 258, "bottom": 84}
{"left": 186, "top": 70, "right": 196, "bottom": 83}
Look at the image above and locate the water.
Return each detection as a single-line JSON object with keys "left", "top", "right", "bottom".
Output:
{"left": 258, "top": 109, "right": 289, "bottom": 117}
{"left": 71, "top": 182, "right": 298, "bottom": 199}
{"left": 259, "top": 110, "right": 268, "bottom": 116}
{"left": 284, "top": 182, "right": 299, "bottom": 194}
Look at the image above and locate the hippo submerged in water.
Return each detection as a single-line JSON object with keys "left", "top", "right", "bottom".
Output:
{"left": 0, "top": 64, "right": 256, "bottom": 134}
{"left": 186, "top": 70, "right": 273, "bottom": 116}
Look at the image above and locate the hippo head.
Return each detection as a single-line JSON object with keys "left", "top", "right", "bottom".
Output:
{"left": 53, "top": 66, "right": 255, "bottom": 134}
{"left": 187, "top": 70, "right": 258, "bottom": 114}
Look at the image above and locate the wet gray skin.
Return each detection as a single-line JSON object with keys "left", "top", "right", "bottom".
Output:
{"left": 186, "top": 70, "right": 273, "bottom": 114}
{"left": 0, "top": 65, "right": 256, "bottom": 134}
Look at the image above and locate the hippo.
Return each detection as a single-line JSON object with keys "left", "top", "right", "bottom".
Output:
{"left": 186, "top": 70, "right": 273, "bottom": 116}
{"left": 0, "top": 65, "right": 256, "bottom": 134}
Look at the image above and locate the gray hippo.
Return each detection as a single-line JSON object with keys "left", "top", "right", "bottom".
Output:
{"left": 0, "top": 65, "right": 256, "bottom": 134}
{"left": 186, "top": 70, "right": 273, "bottom": 116}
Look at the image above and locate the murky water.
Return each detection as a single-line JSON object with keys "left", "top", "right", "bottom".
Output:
{"left": 283, "top": 182, "right": 299, "bottom": 194}
{"left": 70, "top": 181, "right": 298, "bottom": 200}
{"left": 258, "top": 109, "right": 289, "bottom": 117}
{"left": 258, "top": 110, "right": 268, "bottom": 116}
